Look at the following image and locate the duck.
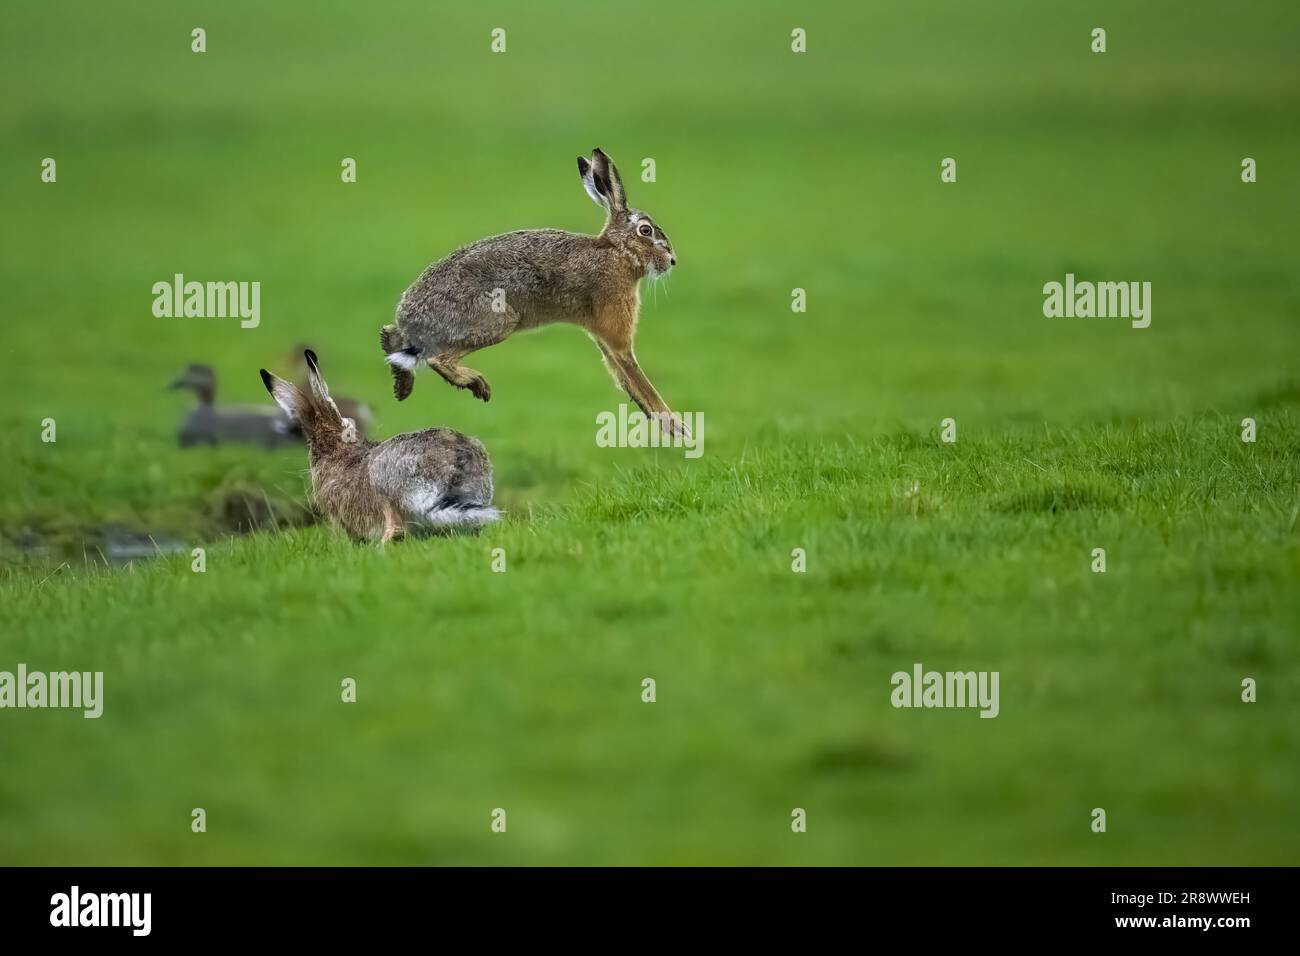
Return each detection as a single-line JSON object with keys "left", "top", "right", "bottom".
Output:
{"left": 288, "top": 344, "right": 373, "bottom": 439}
{"left": 169, "top": 363, "right": 303, "bottom": 449}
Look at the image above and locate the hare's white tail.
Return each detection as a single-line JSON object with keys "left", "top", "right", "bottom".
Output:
{"left": 381, "top": 323, "right": 422, "bottom": 368}
{"left": 385, "top": 349, "right": 421, "bottom": 371}
{"left": 425, "top": 504, "right": 500, "bottom": 526}
{"left": 405, "top": 486, "right": 499, "bottom": 526}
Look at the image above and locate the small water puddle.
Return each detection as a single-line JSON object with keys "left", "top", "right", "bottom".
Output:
{"left": 3, "top": 487, "right": 314, "bottom": 573}
{"left": 5, "top": 523, "right": 189, "bottom": 569}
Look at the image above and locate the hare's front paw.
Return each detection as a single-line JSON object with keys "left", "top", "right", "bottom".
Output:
{"left": 655, "top": 411, "right": 691, "bottom": 441}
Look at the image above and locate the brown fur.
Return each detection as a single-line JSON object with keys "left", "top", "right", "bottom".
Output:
{"left": 382, "top": 148, "right": 686, "bottom": 436}
{"left": 260, "top": 351, "right": 498, "bottom": 543}
{"left": 287, "top": 344, "right": 373, "bottom": 439}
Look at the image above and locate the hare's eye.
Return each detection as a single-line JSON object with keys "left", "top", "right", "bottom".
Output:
{"left": 637, "top": 223, "right": 653, "bottom": 237}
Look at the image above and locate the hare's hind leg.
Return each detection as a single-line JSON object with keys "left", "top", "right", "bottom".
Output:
{"left": 380, "top": 501, "right": 404, "bottom": 543}
{"left": 423, "top": 295, "right": 527, "bottom": 403}
{"left": 389, "top": 364, "right": 416, "bottom": 401}
{"left": 381, "top": 324, "right": 419, "bottom": 401}
{"left": 428, "top": 351, "right": 491, "bottom": 403}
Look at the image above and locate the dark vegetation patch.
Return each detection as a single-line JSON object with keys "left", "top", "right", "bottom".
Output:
{"left": 809, "top": 740, "right": 918, "bottom": 774}
{"left": 997, "top": 483, "right": 1122, "bottom": 514}
{"left": 1252, "top": 378, "right": 1300, "bottom": 410}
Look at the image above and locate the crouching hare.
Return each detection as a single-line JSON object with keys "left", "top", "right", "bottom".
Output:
{"left": 380, "top": 147, "right": 687, "bottom": 437}
{"left": 260, "top": 350, "right": 498, "bottom": 542}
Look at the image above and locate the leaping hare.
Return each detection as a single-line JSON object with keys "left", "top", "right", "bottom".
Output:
{"left": 380, "top": 148, "right": 686, "bottom": 435}
{"left": 260, "top": 350, "right": 498, "bottom": 542}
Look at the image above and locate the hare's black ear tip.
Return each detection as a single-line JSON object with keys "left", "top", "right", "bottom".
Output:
{"left": 577, "top": 156, "right": 589, "bottom": 174}
{"left": 258, "top": 369, "right": 274, "bottom": 391}
{"left": 304, "top": 348, "right": 319, "bottom": 370}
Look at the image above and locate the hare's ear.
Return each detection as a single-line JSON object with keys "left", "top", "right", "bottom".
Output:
{"left": 302, "top": 349, "right": 332, "bottom": 403}
{"left": 260, "top": 369, "right": 307, "bottom": 420}
{"left": 590, "top": 148, "right": 627, "bottom": 212}
{"left": 577, "top": 155, "right": 605, "bottom": 208}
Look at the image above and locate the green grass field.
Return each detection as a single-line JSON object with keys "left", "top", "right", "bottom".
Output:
{"left": 1, "top": 1, "right": 1297, "bottom": 865}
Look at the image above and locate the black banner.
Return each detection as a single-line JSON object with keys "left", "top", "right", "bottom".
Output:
{"left": 0, "top": 867, "right": 1284, "bottom": 942}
